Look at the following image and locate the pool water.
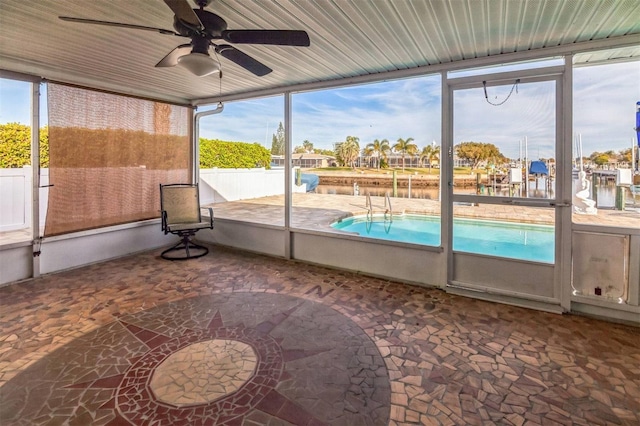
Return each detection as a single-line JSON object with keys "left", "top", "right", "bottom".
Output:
{"left": 331, "top": 214, "right": 554, "bottom": 263}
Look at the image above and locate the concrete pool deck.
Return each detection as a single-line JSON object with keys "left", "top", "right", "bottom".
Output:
{"left": 208, "top": 193, "right": 640, "bottom": 232}
{"left": 1, "top": 193, "right": 638, "bottom": 247}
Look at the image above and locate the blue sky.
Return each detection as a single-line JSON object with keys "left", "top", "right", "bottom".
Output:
{"left": 200, "top": 60, "right": 639, "bottom": 160}
{"left": 0, "top": 79, "right": 31, "bottom": 123}
{"left": 453, "top": 80, "right": 557, "bottom": 160}
{"left": 2, "top": 60, "right": 639, "bottom": 161}
{"left": 198, "top": 75, "right": 442, "bottom": 152}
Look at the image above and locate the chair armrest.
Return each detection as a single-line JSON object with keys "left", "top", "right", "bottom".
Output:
{"left": 201, "top": 207, "right": 214, "bottom": 228}
{"left": 161, "top": 210, "right": 168, "bottom": 234}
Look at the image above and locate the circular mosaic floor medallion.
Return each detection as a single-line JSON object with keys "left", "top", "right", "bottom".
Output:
{"left": 0, "top": 293, "right": 390, "bottom": 425}
{"left": 116, "top": 323, "right": 283, "bottom": 424}
{"left": 150, "top": 339, "right": 257, "bottom": 406}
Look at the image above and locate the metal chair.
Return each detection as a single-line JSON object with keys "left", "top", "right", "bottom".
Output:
{"left": 160, "top": 183, "right": 213, "bottom": 260}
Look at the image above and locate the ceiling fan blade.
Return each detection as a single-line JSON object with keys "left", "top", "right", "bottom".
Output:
{"left": 163, "top": 0, "right": 203, "bottom": 29}
{"left": 215, "top": 45, "right": 272, "bottom": 76}
{"left": 222, "top": 30, "right": 310, "bottom": 46}
{"left": 59, "top": 16, "right": 178, "bottom": 35}
{"left": 155, "top": 44, "right": 192, "bottom": 67}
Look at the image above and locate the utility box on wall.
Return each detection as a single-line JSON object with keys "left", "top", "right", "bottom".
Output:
{"left": 616, "top": 168, "right": 632, "bottom": 186}
{"left": 572, "top": 231, "right": 629, "bottom": 303}
{"left": 509, "top": 168, "right": 522, "bottom": 184}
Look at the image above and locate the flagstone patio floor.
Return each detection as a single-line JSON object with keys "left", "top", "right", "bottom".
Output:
{"left": 1, "top": 241, "right": 639, "bottom": 425}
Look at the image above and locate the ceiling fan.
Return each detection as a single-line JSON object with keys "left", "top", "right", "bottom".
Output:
{"left": 59, "top": 0, "right": 310, "bottom": 77}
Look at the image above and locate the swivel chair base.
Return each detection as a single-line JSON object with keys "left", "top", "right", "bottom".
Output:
{"left": 161, "top": 233, "right": 209, "bottom": 260}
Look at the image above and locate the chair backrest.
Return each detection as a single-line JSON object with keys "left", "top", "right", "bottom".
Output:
{"left": 160, "top": 184, "right": 201, "bottom": 225}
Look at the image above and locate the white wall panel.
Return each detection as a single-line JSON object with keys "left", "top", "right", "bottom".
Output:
{"left": 452, "top": 253, "right": 555, "bottom": 300}
{"left": 40, "top": 222, "right": 173, "bottom": 274}
{"left": 292, "top": 232, "right": 443, "bottom": 287}
{"left": 199, "top": 220, "right": 285, "bottom": 258}
{"left": 0, "top": 245, "right": 31, "bottom": 285}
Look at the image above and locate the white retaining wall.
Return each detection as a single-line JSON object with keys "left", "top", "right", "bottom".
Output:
{"left": 0, "top": 167, "right": 304, "bottom": 231}
{"left": 199, "top": 167, "right": 306, "bottom": 204}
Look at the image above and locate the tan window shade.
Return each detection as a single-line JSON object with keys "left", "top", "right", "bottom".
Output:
{"left": 45, "top": 84, "right": 192, "bottom": 237}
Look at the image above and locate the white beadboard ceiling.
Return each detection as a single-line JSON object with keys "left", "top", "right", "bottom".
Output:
{"left": 1, "top": 0, "right": 639, "bottom": 105}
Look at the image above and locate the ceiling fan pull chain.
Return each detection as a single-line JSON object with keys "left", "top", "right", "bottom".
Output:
{"left": 218, "top": 58, "right": 223, "bottom": 96}
{"left": 483, "top": 78, "right": 520, "bottom": 106}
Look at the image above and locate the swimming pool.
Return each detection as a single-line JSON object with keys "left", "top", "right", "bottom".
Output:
{"left": 331, "top": 214, "right": 554, "bottom": 263}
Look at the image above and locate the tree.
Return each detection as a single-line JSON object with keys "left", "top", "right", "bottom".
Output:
{"left": 619, "top": 148, "right": 632, "bottom": 163}
{"left": 393, "top": 137, "right": 418, "bottom": 171}
{"left": 335, "top": 144, "right": 345, "bottom": 166}
{"left": 455, "top": 141, "right": 503, "bottom": 170}
{"left": 302, "top": 140, "right": 314, "bottom": 153}
{"left": 363, "top": 138, "right": 390, "bottom": 169}
{"left": 335, "top": 136, "right": 360, "bottom": 168}
{"left": 293, "top": 145, "right": 306, "bottom": 154}
{"left": 270, "top": 121, "right": 285, "bottom": 155}
{"left": 420, "top": 144, "right": 440, "bottom": 172}
{"left": 590, "top": 151, "right": 610, "bottom": 167}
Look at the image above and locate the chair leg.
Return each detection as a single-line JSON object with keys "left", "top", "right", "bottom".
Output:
{"left": 161, "top": 233, "right": 209, "bottom": 260}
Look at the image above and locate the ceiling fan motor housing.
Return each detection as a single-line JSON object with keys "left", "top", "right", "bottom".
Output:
{"left": 173, "top": 9, "right": 227, "bottom": 39}
{"left": 190, "top": 36, "right": 210, "bottom": 55}
{"left": 195, "top": 0, "right": 214, "bottom": 7}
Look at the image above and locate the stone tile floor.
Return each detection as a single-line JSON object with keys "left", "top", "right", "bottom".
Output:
{"left": 1, "top": 245, "right": 639, "bottom": 425}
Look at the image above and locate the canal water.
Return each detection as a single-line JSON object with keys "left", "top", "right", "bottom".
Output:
{"left": 317, "top": 182, "right": 626, "bottom": 207}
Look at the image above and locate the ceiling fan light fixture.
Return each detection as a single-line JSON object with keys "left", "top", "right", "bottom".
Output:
{"left": 177, "top": 52, "right": 220, "bottom": 76}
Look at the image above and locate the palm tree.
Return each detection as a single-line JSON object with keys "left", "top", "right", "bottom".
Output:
{"left": 364, "top": 138, "right": 390, "bottom": 169}
{"left": 302, "top": 140, "right": 314, "bottom": 153}
{"left": 393, "top": 137, "right": 418, "bottom": 171}
{"left": 336, "top": 136, "right": 360, "bottom": 168}
{"left": 420, "top": 144, "right": 440, "bottom": 172}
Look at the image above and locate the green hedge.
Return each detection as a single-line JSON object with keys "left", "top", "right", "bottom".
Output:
{"left": 0, "top": 123, "right": 49, "bottom": 168}
{"left": 200, "top": 138, "right": 271, "bottom": 169}
{"left": 0, "top": 125, "right": 268, "bottom": 170}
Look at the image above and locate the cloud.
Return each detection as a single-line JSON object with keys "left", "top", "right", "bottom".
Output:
{"left": 573, "top": 61, "right": 640, "bottom": 155}
{"left": 199, "top": 96, "right": 284, "bottom": 145}
{"left": 454, "top": 81, "right": 556, "bottom": 159}
{"left": 3, "top": 61, "right": 638, "bottom": 162}
{"left": 199, "top": 61, "right": 639, "bottom": 161}
{"left": 200, "top": 75, "right": 443, "bottom": 151}
{"left": 291, "top": 80, "right": 441, "bottom": 149}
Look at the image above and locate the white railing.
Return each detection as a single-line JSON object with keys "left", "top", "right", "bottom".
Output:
{"left": 0, "top": 167, "right": 49, "bottom": 232}
{"left": 0, "top": 167, "right": 304, "bottom": 232}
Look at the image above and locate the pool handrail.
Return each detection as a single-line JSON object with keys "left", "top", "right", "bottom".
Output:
{"left": 385, "top": 193, "right": 393, "bottom": 222}
{"left": 365, "top": 193, "right": 373, "bottom": 222}
{"left": 364, "top": 192, "right": 393, "bottom": 223}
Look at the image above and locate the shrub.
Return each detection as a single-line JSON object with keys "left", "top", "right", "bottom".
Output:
{"left": 200, "top": 138, "right": 271, "bottom": 169}
{"left": 0, "top": 126, "right": 269, "bottom": 170}
{"left": 0, "top": 123, "right": 49, "bottom": 167}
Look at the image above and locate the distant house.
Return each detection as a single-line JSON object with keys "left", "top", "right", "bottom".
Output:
{"left": 271, "top": 154, "right": 335, "bottom": 168}
{"left": 605, "top": 158, "right": 630, "bottom": 169}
